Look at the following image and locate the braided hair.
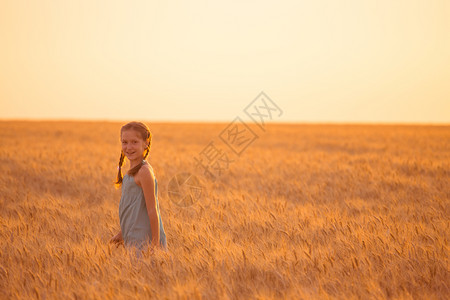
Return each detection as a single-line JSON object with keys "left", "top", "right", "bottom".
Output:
{"left": 115, "top": 122, "right": 152, "bottom": 188}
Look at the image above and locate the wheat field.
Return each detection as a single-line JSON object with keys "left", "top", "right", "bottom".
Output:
{"left": 0, "top": 121, "right": 448, "bottom": 299}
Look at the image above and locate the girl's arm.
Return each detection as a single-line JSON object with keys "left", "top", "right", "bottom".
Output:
{"left": 139, "top": 167, "right": 160, "bottom": 249}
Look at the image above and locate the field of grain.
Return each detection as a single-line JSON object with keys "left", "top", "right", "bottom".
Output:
{"left": 0, "top": 121, "right": 448, "bottom": 299}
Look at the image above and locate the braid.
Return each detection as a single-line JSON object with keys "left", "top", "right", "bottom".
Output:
{"left": 143, "top": 130, "right": 152, "bottom": 160}
{"left": 114, "top": 151, "right": 125, "bottom": 188}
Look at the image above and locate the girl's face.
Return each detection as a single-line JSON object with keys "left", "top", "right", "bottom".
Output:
{"left": 121, "top": 129, "right": 148, "bottom": 161}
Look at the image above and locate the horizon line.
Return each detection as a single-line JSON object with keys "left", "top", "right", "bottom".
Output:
{"left": 0, "top": 117, "right": 449, "bottom": 126}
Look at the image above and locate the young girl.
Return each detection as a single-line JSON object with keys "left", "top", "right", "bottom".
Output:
{"left": 110, "top": 121, "right": 167, "bottom": 254}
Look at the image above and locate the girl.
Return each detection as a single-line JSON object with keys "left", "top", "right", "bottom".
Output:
{"left": 110, "top": 121, "right": 167, "bottom": 254}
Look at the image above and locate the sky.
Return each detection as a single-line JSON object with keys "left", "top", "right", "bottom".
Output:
{"left": 0, "top": 0, "right": 449, "bottom": 123}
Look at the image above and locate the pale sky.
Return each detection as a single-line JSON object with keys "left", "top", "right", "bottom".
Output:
{"left": 0, "top": 0, "right": 449, "bottom": 123}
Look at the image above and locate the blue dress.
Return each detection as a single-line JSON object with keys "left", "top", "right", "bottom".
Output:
{"left": 119, "top": 173, "right": 167, "bottom": 252}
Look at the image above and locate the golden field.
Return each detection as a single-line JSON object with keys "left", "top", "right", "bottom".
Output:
{"left": 0, "top": 121, "right": 448, "bottom": 299}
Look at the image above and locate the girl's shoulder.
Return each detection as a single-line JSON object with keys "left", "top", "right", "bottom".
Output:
{"left": 138, "top": 161, "right": 156, "bottom": 178}
{"left": 134, "top": 162, "right": 156, "bottom": 187}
